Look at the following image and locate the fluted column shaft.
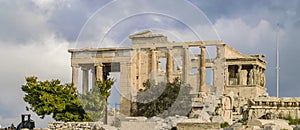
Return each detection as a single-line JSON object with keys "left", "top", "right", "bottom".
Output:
{"left": 96, "top": 63, "right": 103, "bottom": 82}
{"left": 199, "top": 47, "right": 206, "bottom": 92}
{"left": 167, "top": 49, "right": 174, "bottom": 82}
{"left": 151, "top": 48, "right": 157, "bottom": 81}
{"left": 82, "top": 67, "right": 89, "bottom": 94}
{"left": 91, "top": 68, "right": 96, "bottom": 88}
{"left": 71, "top": 65, "right": 79, "bottom": 89}
{"left": 183, "top": 47, "right": 190, "bottom": 83}
{"left": 225, "top": 66, "right": 229, "bottom": 86}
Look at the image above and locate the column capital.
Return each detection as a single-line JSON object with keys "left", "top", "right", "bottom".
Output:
{"left": 200, "top": 47, "right": 206, "bottom": 52}
{"left": 136, "top": 48, "right": 141, "bottom": 51}
{"left": 95, "top": 62, "right": 103, "bottom": 67}
{"left": 253, "top": 65, "right": 257, "bottom": 69}
{"left": 81, "top": 66, "right": 89, "bottom": 71}
{"left": 90, "top": 67, "right": 95, "bottom": 71}
{"left": 167, "top": 48, "right": 173, "bottom": 54}
{"left": 120, "top": 62, "right": 132, "bottom": 66}
{"left": 71, "top": 64, "right": 79, "bottom": 68}
{"left": 166, "top": 46, "right": 173, "bottom": 50}
{"left": 238, "top": 65, "right": 242, "bottom": 71}
{"left": 182, "top": 45, "right": 189, "bottom": 49}
{"left": 150, "top": 47, "right": 156, "bottom": 50}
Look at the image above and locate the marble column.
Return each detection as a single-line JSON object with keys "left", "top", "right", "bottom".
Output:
{"left": 183, "top": 46, "right": 190, "bottom": 84}
{"left": 151, "top": 48, "right": 157, "bottom": 81}
{"left": 91, "top": 68, "right": 96, "bottom": 88}
{"left": 199, "top": 47, "right": 206, "bottom": 92}
{"left": 82, "top": 67, "right": 89, "bottom": 94}
{"left": 96, "top": 63, "right": 103, "bottom": 82}
{"left": 71, "top": 65, "right": 79, "bottom": 89}
{"left": 137, "top": 49, "right": 142, "bottom": 89}
{"left": 225, "top": 66, "right": 229, "bottom": 86}
{"left": 166, "top": 48, "right": 174, "bottom": 82}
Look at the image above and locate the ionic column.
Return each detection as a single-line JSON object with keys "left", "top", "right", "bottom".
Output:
{"left": 137, "top": 49, "right": 142, "bottom": 89}
{"left": 91, "top": 68, "right": 96, "bottom": 88}
{"left": 199, "top": 47, "right": 206, "bottom": 92}
{"left": 96, "top": 63, "right": 103, "bottom": 82}
{"left": 151, "top": 48, "right": 157, "bottom": 81}
{"left": 183, "top": 46, "right": 190, "bottom": 83}
{"left": 71, "top": 65, "right": 79, "bottom": 89}
{"left": 167, "top": 48, "right": 174, "bottom": 82}
{"left": 82, "top": 67, "right": 89, "bottom": 94}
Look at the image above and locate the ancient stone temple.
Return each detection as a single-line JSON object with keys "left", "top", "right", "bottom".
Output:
{"left": 68, "top": 30, "right": 267, "bottom": 117}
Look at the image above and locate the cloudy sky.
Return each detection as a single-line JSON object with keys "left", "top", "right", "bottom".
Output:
{"left": 0, "top": 0, "right": 300, "bottom": 128}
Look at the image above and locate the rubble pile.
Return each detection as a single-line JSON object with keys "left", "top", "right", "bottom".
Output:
{"left": 148, "top": 116, "right": 188, "bottom": 130}
{"left": 48, "top": 122, "right": 117, "bottom": 130}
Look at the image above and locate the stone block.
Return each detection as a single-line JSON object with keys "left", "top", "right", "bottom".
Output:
{"left": 294, "top": 125, "right": 300, "bottom": 130}
{"left": 177, "top": 122, "right": 220, "bottom": 130}
{"left": 247, "top": 119, "right": 263, "bottom": 127}
{"left": 124, "top": 116, "right": 147, "bottom": 121}
{"left": 198, "top": 111, "right": 211, "bottom": 123}
{"left": 212, "top": 116, "right": 225, "bottom": 123}
{"left": 247, "top": 119, "right": 292, "bottom": 130}
{"left": 293, "top": 125, "right": 300, "bottom": 130}
{"left": 249, "top": 125, "right": 262, "bottom": 130}
{"left": 121, "top": 121, "right": 156, "bottom": 130}
{"left": 263, "top": 123, "right": 280, "bottom": 130}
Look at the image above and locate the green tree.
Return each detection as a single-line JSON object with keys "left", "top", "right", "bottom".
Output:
{"left": 96, "top": 78, "right": 115, "bottom": 124}
{"left": 134, "top": 78, "right": 192, "bottom": 117}
{"left": 220, "top": 122, "right": 230, "bottom": 128}
{"left": 21, "top": 76, "right": 92, "bottom": 122}
{"left": 79, "top": 85, "right": 106, "bottom": 121}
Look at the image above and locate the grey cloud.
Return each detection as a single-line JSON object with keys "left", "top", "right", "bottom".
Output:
{"left": 188, "top": 0, "right": 300, "bottom": 27}
{"left": 74, "top": 0, "right": 220, "bottom": 49}
{"left": 188, "top": 0, "right": 268, "bottom": 23}
{"left": 48, "top": 0, "right": 112, "bottom": 42}
{"left": 0, "top": 1, "right": 53, "bottom": 44}
{"left": 0, "top": 39, "right": 71, "bottom": 127}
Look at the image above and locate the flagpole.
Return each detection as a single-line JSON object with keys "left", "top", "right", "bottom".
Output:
{"left": 276, "top": 23, "right": 280, "bottom": 98}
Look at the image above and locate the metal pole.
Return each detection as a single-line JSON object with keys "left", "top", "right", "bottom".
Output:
{"left": 276, "top": 23, "right": 280, "bottom": 98}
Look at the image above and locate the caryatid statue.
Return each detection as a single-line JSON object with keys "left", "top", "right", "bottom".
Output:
{"left": 248, "top": 69, "right": 254, "bottom": 85}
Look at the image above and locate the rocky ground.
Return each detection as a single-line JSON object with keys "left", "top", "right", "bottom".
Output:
{"left": 2, "top": 117, "right": 300, "bottom": 130}
{"left": 225, "top": 119, "right": 300, "bottom": 130}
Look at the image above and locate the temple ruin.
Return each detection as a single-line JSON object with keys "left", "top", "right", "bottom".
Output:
{"left": 69, "top": 30, "right": 300, "bottom": 124}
